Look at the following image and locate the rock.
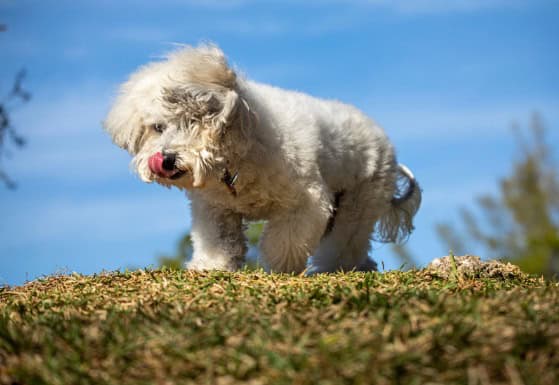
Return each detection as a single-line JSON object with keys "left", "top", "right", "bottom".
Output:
{"left": 427, "top": 255, "right": 523, "bottom": 279}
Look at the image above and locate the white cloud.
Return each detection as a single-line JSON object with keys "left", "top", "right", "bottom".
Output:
{"left": 422, "top": 178, "right": 500, "bottom": 209}
{"left": 211, "top": 10, "right": 367, "bottom": 36}
{"left": 0, "top": 192, "right": 191, "bottom": 247}
{"left": 91, "top": 0, "right": 537, "bottom": 14}
{"left": 5, "top": 82, "right": 130, "bottom": 181}
{"left": 96, "top": 0, "right": 543, "bottom": 41}
{"left": 157, "top": 0, "right": 539, "bottom": 15}
{"left": 9, "top": 138, "right": 131, "bottom": 180}
{"left": 107, "top": 26, "right": 178, "bottom": 43}
{"left": 11, "top": 82, "right": 113, "bottom": 137}
{"left": 238, "top": 62, "right": 309, "bottom": 84}
{"left": 83, "top": 0, "right": 552, "bottom": 44}
{"left": 63, "top": 46, "right": 89, "bottom": 59}
{"left": 100, "top": 0, "right": 248, "bottom": 9}
{"left": 357, "top": 0, "right": 529, "bottom": 14}
{"left": 364, "top": 99, "right": 559, "bottom": 143}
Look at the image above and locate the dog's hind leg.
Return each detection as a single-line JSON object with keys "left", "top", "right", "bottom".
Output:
{"left": 259, "top": 184, "right": 331, "bottom": 274}
{"left": 307, "top": 180, "right": 392, "bottom": 274}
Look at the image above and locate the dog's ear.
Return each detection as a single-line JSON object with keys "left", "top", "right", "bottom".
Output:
{"left": 104, "top": 94, "right": 143, "bottom": 154}
{"left": 163, "top": 85, "right": 240, "bottom": 138}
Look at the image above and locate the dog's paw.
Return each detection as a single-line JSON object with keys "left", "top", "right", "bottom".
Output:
{"left": 356, "top": 258, "right": 378, "bottom": 272}
{"left": 304, "top": 264, "right": 333, "bottom": 276}
{"left": 185, "top": 257, "right": 239, "bottom": 272}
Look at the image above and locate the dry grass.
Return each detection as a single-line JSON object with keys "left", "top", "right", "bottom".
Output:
{"left": 0, "top": 262, "right": 558, "bottom": 385}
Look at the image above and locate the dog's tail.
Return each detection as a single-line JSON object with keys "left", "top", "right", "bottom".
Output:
{"left": 375, "top": 164, "right": 422, "bottom": 243}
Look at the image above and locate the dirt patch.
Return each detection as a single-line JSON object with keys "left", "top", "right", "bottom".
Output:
{"left": 427, "top": 255, "right": 524, "bottom": 279}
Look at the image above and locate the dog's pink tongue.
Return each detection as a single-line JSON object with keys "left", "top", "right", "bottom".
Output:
{"left": 148, "top": 152, "right": 173, "bottom": 178}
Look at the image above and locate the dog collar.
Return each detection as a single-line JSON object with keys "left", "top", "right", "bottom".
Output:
{"left": 222, "top": 169, "right": 239, "bottom": 197}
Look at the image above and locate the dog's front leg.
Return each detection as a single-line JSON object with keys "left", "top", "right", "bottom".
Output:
{"left": 186, "top": 196, "right": 247, "bottom": 271}
{"left": 260, "top": 185, "right": 331, "bottom": 274}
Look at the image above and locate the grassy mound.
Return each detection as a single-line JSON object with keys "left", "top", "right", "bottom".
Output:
{"left": 1, "top": 265, "right": 558, "bottom": 385}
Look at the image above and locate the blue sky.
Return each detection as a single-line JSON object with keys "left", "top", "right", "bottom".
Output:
{"left": 1, "top": 0, "right": 558, "bottom": 285}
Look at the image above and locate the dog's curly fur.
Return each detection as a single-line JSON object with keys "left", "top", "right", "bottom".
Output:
{"left": 104, "top": 44, "right": 421, "bottom": 274}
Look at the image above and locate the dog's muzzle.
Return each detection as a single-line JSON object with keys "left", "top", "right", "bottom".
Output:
{"left": 148, "top": 152, "right": 186, "bottom": 179}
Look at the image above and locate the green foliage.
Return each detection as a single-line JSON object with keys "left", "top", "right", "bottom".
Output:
{"left": 158, "top": 222, "right": 265, "bottom": 269}
{"left": 157, "top": 234, "right": 193, "bottom": 269}
{"left": 438, "top": 114, "right": 559, "bottom": 277}
{"left": 244, "top": 221, "right": 264, "bottom": 246}
{"left": 1, "top": 269, "right": 557, "bottom": 385}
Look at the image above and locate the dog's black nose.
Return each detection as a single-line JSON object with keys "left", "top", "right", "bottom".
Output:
{"left": 162, "top": 153, "right": 176, "bottom": 171}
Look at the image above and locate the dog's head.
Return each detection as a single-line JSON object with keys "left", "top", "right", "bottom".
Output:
{"left": 103, "top": 44, "right": 252, "bottom": 189}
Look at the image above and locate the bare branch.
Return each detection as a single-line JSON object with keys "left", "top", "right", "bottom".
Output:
{"left": 0, "top": 69, "right": 30, "bottom": 189}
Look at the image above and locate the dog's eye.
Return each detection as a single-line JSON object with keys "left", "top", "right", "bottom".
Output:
{"left": 152, "top": 123, "right": 166, "bottom": 133}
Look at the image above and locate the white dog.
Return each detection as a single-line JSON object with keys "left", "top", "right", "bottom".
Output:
{"left": 104, "top": 44, "right": 421, "bottom": 274}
